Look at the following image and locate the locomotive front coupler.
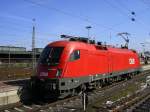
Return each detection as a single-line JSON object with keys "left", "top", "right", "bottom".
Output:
{"left": 30, "top": 76, "right": 60, "bottom": 99}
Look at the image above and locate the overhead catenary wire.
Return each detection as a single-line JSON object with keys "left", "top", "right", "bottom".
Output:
{"left": 101, "top": 0, "right": 150, "bottom": 50}
{"left": 116, "top": 0, "right": 150, "bottom": 31}
{"left": 23, "top": 0, "right": 141, "bottom": 45}
{"left": 0, "top": 13, "right": 33, "bottom": 28}
{"left": 140, "top": 0, "right": 150, "bottom": 9}
{"left": 104, "top": 0, "right": 150, "bottom": 33}
{"left": 104, "top": 0, "right": 131, "bottom": 19}
{"left": 1, "top": 0, "right": 149, "bottom": 49}
{"left": 0, "top": 0, "right": 136, "bottom": 45}
{"left": 113, "top": 0, "right": 150, "bottom": 51}
{"left": 22, "top": 0, "right": 125, "bottom": 33}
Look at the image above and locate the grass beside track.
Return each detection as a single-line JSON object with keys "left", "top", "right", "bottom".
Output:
{"left": 0, "top": 67, "right": 32, "bottom": 81}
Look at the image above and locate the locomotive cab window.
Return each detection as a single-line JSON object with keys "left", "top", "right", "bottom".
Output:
{"left": 39, "top": 46, "right": 64, "bottom": 65}
{"left": 69, "top": 50, "right": 80, "bottom": 61}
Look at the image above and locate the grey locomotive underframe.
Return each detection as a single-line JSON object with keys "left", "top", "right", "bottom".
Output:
{"left": 31, "top": 67, "right": 142, "bottom": 97}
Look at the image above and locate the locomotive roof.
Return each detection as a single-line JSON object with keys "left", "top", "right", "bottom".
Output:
{"left": 48, "top": 40, "right": 136, "bottom": 54}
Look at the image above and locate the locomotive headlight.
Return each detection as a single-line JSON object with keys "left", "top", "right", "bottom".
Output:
{"left": 56, "top": 69, "right": 62, "bottom": 77}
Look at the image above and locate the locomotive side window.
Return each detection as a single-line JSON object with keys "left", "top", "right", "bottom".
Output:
{"left": 69, "top": 50, "right": 80, "bottom": 61}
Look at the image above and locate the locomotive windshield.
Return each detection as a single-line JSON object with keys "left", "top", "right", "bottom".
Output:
{"left": 39, "top": 46, "right": 64, "bottom": 65}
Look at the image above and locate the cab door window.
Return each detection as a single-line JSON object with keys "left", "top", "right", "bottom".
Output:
{"left": 69, "top": 50, "right": 80, "bottom": 61}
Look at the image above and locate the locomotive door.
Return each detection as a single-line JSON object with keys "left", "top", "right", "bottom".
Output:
{"left": 108, "top": 53, "right": 113, "bottom": 74}
{"left": 65, "top": 49, "right": 84, "bottom": 77}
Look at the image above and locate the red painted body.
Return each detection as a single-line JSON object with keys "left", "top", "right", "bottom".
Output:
{"left": 37, "top": 40, "right": 141, "bottom": 79}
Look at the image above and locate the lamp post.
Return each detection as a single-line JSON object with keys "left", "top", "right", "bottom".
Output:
{"left": 8, "top": 45, "right": 11, "bottom": 78}
{"left": 32, "top": 18, "right": 36, "bottom": 73}
{"left": 86, "top": 26, "right": 92, "bottom": 39}
{"left": 140, "top": 43, "right": 146, "bottom": 64}
{"left": 140, "top": 43, "right": 145, "bottom": 54}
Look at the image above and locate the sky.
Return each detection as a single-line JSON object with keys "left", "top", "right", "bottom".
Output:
{"left": 0, "top": 0, "right": 150, "bottom": 52}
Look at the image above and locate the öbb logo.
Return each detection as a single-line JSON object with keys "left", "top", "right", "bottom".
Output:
{"left": 129, "top": 58, "right": 135, "bottom": 64}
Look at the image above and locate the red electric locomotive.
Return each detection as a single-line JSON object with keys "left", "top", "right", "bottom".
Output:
{"left": 31, "top": 35, "right": 141, "bottom": 98}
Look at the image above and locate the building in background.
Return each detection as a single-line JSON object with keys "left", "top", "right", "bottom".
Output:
{"left": 0, "top": 46, "right": 26, "bottom": 52}
{"left": 0, "top": 46, "right": 43, "bottom": 63}
{"left": 33, "top": 48, "right": 43, "bottom": 53}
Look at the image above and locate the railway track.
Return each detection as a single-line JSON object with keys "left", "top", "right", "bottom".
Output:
{"left": 123, "top": 88, "right": 150, "bottom": 112}
{"left": 0, "top": 70, "right": 150, "bottom": 112}
{"left": 87, "top": 70, "right": 150, "bottom": 111}
{"left": 130, "top": 95, "right": 150, "bottom": 112}
{"left": 102, "top": 85, "right": 150, "bottom": 112}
